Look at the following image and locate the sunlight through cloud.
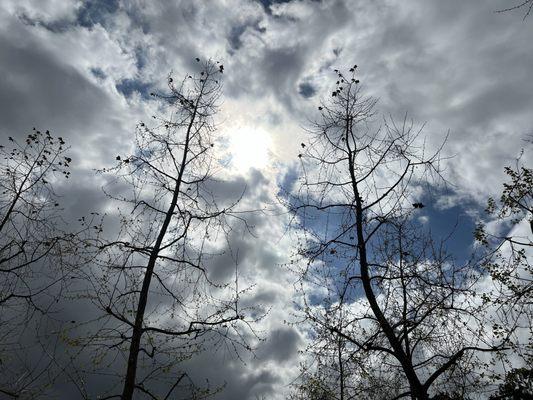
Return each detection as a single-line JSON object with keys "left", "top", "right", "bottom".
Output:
{"left": 228, "top": 127, "right": 272, "bottom": 171}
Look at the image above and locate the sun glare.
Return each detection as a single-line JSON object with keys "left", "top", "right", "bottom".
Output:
{"left": 228, "top": 128, "right": 271, "bottom": 171}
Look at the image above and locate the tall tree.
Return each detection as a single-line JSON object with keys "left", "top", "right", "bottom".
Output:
{"left": 76, "top": 59, "right": 255, "bottom": 400}
{"left": 289, "top": 66, "right": 513, "bottom": 399}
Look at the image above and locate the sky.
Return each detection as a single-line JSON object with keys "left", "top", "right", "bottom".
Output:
{"left": 0, "top": 0, "right": 532, "bottom": 399}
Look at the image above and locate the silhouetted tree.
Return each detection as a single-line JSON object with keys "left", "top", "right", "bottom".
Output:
{"left": 288, "top": 66, "right": 514, "bottom": 399}
{"left": 74, "top": 60, "right": 256, "bottom": 400}
{"left": 489, "top": 367, "right": 533, "bottom": 399}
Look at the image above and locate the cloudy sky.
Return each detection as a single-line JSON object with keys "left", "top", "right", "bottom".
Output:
{"left": 1, "top": 0, "right": 532, "bottom": 399}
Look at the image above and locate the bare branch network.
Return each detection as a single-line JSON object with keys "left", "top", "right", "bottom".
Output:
{"left": 0, "top": 57, "right": 530, "bottom": 400}
{"left": 286, "top": 66, "right": 524, "bottom": 400}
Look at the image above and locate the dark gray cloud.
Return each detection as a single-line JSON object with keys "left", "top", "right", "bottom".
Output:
{"left": 0, "top": 16, "right": 136, "bottom": 167}
{"left": 228, "top": 20, "right": 266, "bottom": 51}
{"left": 0, "top": 27, "right": 104, "bottom": 135}
{"left": 182, "top": 351, "right": 282, "bottom": 400}
{"left": 298, "top": 81, "right": 316, "bottom": 98}
{"left": 257, "top": 327, "right": 302, "bottom": 362}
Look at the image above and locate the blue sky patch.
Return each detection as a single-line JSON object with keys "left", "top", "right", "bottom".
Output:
{"left": 76, "top": 0, "right": 120, "bottom": 28}
{"left": 90, "top": 67, "right": 106, "bottom": 80}
{"left": 115, "top": 78, "right": 152, "bottom": 100}
{"left": 416, "top": 195, "right": 479, "bottom": 265}
{"left": 257, "top": 0, "right": 293, "bottom": 14}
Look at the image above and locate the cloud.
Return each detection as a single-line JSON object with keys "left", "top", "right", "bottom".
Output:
{"left": 0, "top": 0, "right": 532, "bottom": 399}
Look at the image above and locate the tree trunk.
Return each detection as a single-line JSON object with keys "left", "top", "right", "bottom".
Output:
{"left": 120, "top": 99, "right": 199, "bottom": 400}
{"left": 345, "top": 119, "right": 425, "bottom": 399}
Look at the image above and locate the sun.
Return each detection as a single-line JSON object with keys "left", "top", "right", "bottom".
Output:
{"left": 228, "top": 128, "right": 271, "bottom": 171}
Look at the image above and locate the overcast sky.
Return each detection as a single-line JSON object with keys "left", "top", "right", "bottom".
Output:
{"left": 1, "top": 0, "right": 532, "bottom": 399}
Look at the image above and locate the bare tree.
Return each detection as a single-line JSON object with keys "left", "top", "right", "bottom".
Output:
{"left": 0, "top": 129, "right": 74, "bottom": 397}
{"left": 288, "top": 66, "right": 513, "bottom": 399}
{"left": 72, "top": 59, "right": 256, "bottom": 400}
